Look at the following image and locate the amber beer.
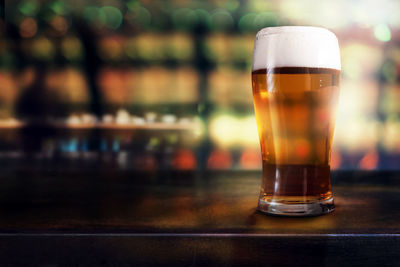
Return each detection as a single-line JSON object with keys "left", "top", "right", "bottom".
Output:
{"left": 252, "top": 27, "right": 341, "bottom": 216}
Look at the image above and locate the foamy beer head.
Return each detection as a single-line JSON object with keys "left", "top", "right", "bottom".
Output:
{"left": 252, "top": 26, "right": 341, "bottom": 71}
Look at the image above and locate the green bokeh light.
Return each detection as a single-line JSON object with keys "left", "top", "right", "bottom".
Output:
{"left": 374, "top": 24, "right": 391, "bottom": 42}
{"left": 18, "top": 0, "right": 39, "bottom": 16}
{"left": 211, "top": 10, "right": 234, "bottom": 31}
{"left": 225, "top": 0, "right": 240, "bottom": 11}
{"left": 173, "top": 8, "right": 198, "bottom": 30}
{"left": 253, "top": 12, "right": 278, "bottom": 29}
{"left": 195, "top": 9, "right": 211, "bottom": 29}
{"left": 126, "top": 6, "right": 151, "bottom": 29}
{"left": 101, "top": 6, "right": 123, "bottom": 30}
{"left": 238, "top": 13, "right": 257, "bottom": 32}
{"left": 136, "top": 7, "right": 151, "bottom": 27}
{"left": 83, "top": 7, "right": 106, "bottom": 27}
{"left": 50, "top": 0, "right": 67, "bottom": 15}
{"left": 126, "top": 0, "right": 141, "bottom": 11}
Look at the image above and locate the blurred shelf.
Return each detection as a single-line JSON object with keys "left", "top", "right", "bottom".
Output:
{"left": 60, "top": 122, "right": 197, "bottom": 130}
{"left": 0, "top": 121, "right": 25, "bottom": 128}
{"left": 0, "top": 122, "right": 197, "bottom": 131}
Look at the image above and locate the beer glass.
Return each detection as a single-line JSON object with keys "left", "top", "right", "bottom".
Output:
{"left": 252, "top": 26, "right": 341, "bottom": 216}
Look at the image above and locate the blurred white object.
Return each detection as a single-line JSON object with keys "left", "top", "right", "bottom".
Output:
{"left": 102, "top": 114, "right": 114, "bottom": 124}
{"left": 0, "top": 118, "right": 23, "bottom": 127}
{"left": 66, "top": 114, "right": 81, "bottom": 125}
{"left": 81, "top": 113, "right": 97, "bottom": 124}
{"left": 8, "top": 118, "right": 20, "bottom": 124}
{"left": 117, "top": 151, "right": 128, "bottom": 167}
{"left": 116, "top": 109, "right": 131, "bottom": 125}
{"left": 179, "top": 117, "right": 191, "bottom": 124}
{"left": 161, "top": 114, "right": 177, "bottom": 124}
{"left": 145, "top": 112, "right": 157, "bottom": 123}
{"left": 132, "top": 116, "right": 146, "bottom": 125}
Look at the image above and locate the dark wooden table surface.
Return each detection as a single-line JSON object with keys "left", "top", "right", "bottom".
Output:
{"left": 0, "top": 169, "right": 399, "bottom": 266}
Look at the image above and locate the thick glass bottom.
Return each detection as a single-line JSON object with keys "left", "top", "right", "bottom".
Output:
{"left": 258, "top": 197, "right": 334, "bottom": 217}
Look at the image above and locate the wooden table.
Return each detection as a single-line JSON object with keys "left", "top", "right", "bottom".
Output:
{"left": 0, "top": 169, "right": 399, "bottom": 266}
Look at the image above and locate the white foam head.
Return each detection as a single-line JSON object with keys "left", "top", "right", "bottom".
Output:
{"left": 252, "top": 26, "right": 341, "bottom": 71}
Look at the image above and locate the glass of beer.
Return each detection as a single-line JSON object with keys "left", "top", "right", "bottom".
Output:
{"left": 252, "top": 26, "right": 341, "bottom": 216}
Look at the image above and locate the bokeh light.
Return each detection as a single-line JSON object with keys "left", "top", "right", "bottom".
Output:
{"left": 101, "top": 6, "right": 123, "bottom": 30}
{"left": 238, "top": 13, "right": 257, "bottom": 32}
{"left": 19, "top": 18, "right": 38, "bottom": 38}
{"left": 1, "top": 0, "right": 400, "bottom": 171}
{"left": 49, "top": 16, "right": 68, "bottom": 36}
{"left": 126, "top": 5, "right": 151, "bottom": 29}
{"left": 83, "top": 6, "right": 106, "bottom": 28}
{"left": 209, "top": 114, "right": 239, "bottom": 148}
{"left": 209, "top": 114, "right": 259, "bottom": 148}
{"left": 238, "top": 116, "right": 259, "bottom": 147}
{"left": 211, "top": 10, "right": 234, "bottom": 31}
{"left": 172, "top": 8, "right": 198, "bottom": 31}
{"left": 98, "top": 37, "right": 124, "bottom": 61}
{"left": 253, "top": 12, "right": 278, "bottom": 29}
{"left": 61, "top": 36, "right": 83, "bottom": 61}
{"left": 31, "top": 37, "right": 56, "bottom": 60}
{"left": 50, "top": 0, "right": 68, "bottom": 15}
{"left": 18, "top": 0, "right": 40, "bottom": 16}
{"left": 374, "top": 24, "right": 392, "bottom": 42}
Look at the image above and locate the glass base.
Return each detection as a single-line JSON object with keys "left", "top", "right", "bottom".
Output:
{"left": 258, "top": 197, "right": 334, "bottom": 217}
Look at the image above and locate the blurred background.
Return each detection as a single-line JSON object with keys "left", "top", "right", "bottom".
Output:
{"left": 0, "top": 0, "right": 399, "bottom": 171}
